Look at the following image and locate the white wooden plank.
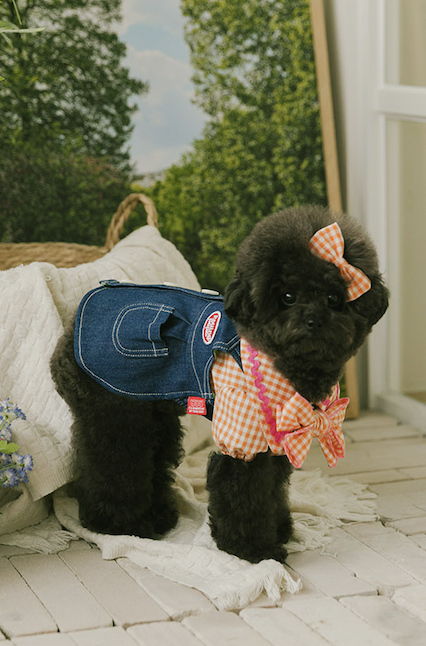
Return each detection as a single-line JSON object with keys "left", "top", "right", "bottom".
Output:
{"left": 280, "top": 573, "right": 324, "bottom": 602}
{"left": 303, "top": 438, "right": 426, "bottom": 475}
{"left": 10, "top": 554, "right": 111, "bottom": 633}
{"left": 0, "top": 557, "right": 57, "bottom": 639}
{"left": 375, "top": 493, "right": 425, "bottom": 523}
{"left": 344, "top": 425, "right": 422, "bottom": 443}
{"left": 406, "top": 491, "right": 426, "bottom": 512}
{"left": 328, "top": 527, "right": 417, "bottom": 592}
{"left": 344, "top": 522, "right": 394, "bottom": 539}
{"left": 286, "top": 549, "right": 376, "bottom": 598}
{"left": 69, "top": 626, "right": 139, "bottom": 646}
{"left": 410, "top": 534, "right": 426, "bottom": 550}
{"left": 60, "top": 549, "right": 168, "bottom": 627}
{"left": 369, "top": 479, "right": 426, "bottom": 496}
{"left": 342, "top": 595, "right": 426, "bottom": 646}
{"left": 393, "top": 585, "right": 426, "bottom": 623}
{"left": 364, "top": 532, "right": 426, "bottom": 583}
{"left": 0, "top": 546, "right": 35, "bottom": 558}
{"left": 243, "top": 592, "right": 277, "bottom": 609}
{"left": 398, "top": 466, "right": 426, "bottom": 480}
{"left": 11, "top": 633, "right": 76, "bottom": 646}
{"left": 342, "top": 470, "right": 408, "bottom": 485}
{"left": 128, "top": 621, "right": 204, "bottom": 646}
{"left": 117, "top": 557, "right": 214, "bottom": 620}
{"left": 287, "top": 597, "right": 398, "bottom": 646}
{"left": 241, "top": 608, "right": 331, "bottom": 646}
{"left": 183, "top": 611, "right": 272, "bottom": 646}
{"left": 388, "top": 517, "right": 426, "bottom": 536}
{"left": 343, "top": 412, "right": 398, "bottom": 430}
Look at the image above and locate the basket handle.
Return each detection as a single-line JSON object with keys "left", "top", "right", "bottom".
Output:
{"left": 104, "top": 193, "right": 159, "bottom": 251}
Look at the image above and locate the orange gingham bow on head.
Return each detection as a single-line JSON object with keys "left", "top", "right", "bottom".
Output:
{"left": 276, "top": 392, "right": 349, "bottom": 468}
{"left": 309, "top": 222, "right": 371, "bottom": 301}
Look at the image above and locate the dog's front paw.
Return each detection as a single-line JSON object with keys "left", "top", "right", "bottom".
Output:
{"left": 78, "top": 501, "right": 157, "bottom": 539}
{"left": 240, "top": 544, "right": 289, "bottom": 564}
{"left": 231, "top": 544, "right": 289, "bottom": 564}
{"left": 268, "top": 545, "right": 289, "bottom": 564}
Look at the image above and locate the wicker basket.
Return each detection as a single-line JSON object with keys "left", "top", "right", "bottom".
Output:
{"left": 0, "top": 193, "right": 158, "bottom": 270}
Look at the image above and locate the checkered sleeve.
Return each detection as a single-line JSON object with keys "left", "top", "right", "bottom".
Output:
{"left": 210, "top": 351, "right": 269, "bottom": 461}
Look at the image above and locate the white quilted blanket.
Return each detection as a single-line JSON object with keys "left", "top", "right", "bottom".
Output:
{"left": 0, "top": 225, "right": 377, "bottom": 609}
{"left": 0, "top": 225, "right": 199, "bottom": 530}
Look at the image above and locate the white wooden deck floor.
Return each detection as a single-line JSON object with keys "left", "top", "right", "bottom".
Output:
{"left": 2, "top": 410, "right": 426, "bottom": 645}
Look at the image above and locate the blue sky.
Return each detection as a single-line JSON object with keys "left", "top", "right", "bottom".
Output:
{"left": 117, "top": 0, "right": 207, "bottom": 175}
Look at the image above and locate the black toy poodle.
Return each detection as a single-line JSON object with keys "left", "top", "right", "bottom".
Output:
{"left": 50, "top": 205, "right": 389, "bottom": 563}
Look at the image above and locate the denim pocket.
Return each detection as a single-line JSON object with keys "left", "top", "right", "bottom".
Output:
{"left": 112, "top": 303, "right": 175, "bottom": 357}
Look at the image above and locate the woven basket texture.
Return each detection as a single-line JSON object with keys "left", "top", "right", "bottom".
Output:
{"left": 0, "top": 193, "right": 158, "bottom": 270}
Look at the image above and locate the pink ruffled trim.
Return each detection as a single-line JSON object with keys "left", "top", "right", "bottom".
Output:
{"left": 246, "top": 345, "right": 281, "bottom": 439}
{"left": 246, "top": 344, "right": 344, "bottom": 448}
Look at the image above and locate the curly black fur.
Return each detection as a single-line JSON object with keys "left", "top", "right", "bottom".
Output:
{"left": 51, "top": 324, "right": 186, "bottom": 538}
{"left": 225, "top": 206, "right": 389, "bottom": 402}
{"left": 50, "top": 205, "right": 389, "bottom": 564}
{"left": 207, "top": 452, "right": 293, "bottom": 562}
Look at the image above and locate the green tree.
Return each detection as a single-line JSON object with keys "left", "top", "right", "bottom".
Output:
{"left": 0, "top": 0, "right": 147, "bottom": 245}
{"left": 0, "top": 0, "right": 147, "bottom": 165}
{"left": 0, "top": 144, "right": 132, "bottom": 244}
{"left": 148, "top": 0, "right": 326, "bottom": 292}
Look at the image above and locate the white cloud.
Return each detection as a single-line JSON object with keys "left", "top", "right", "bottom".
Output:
{"left": 126, "top": 47, "right": 206, "bottom": 173}
{"left": 117, "top": 0, "right": 185, "bottom": 38}
{"left": 127, "top": 48, "right": 193, "bottom": 105}
{"left": 116, "top": 1, "right": 206, "bottom": 175}
{"left": 133, "top": 144, "right": 195, "bottom": 177}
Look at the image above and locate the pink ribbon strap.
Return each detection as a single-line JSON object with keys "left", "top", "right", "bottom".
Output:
{"left": 309, "top": 222, "right": 371, "bottom": 301}
{"left": 276, "top": 392, "right": 349, "bottom": 468}
{"left": 246, "top": 345, "right": 278, "bottom": 436}
{"left": 246, "top": 344, "right": 349, "bottom": 468}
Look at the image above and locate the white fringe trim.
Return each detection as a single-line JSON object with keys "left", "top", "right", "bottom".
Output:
{"left": 0, "top": 513, "right": 78, "bottom": 554}
{"left": 1, "top": 463, "right": 377, "bottom": 609}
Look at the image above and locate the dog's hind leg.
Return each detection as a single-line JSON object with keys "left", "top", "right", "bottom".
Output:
{"left": 70, "top": 397, "right": 165, "bottom": 538}
{"left": 148, "top": 401, "right": 186, "bottom": 536}
{"left": 206, "top": 451, "right": 293, "bottom": 563}
{"left": 51, "top": 325, "right": 183, "bottom": 538}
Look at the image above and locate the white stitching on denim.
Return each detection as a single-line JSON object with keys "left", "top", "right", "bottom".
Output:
{"left": 147, "top": 305, "right": 166, "bottom": 357}
{"left": 77, "top": 291, "right": 206, "bottom": 396}
{"left": 77, "top": 287, "right": 236, "bottom": 399}
{"left": 112, "top": 303, "right": 173, "bottom": 357}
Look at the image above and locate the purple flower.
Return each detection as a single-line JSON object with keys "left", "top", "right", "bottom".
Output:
{"left": 2, "top": 468, "right": 19, "bottom": 488}
{"left": 0, "top": 453, "right": 12, "bottom": 466}
{"left": 0, "top": 399, "right": 33, "bottom": 489}
{"left": 0, "top": 425, "right": 12, "bottom": 442}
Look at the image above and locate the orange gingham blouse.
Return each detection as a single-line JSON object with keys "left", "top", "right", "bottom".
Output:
{"left": 210, "top": 337, "right": 341, "bottom": 462}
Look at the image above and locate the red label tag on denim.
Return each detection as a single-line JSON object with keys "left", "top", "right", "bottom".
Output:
{"left": 187, "top": 397, "right": 207, "bottom": 415}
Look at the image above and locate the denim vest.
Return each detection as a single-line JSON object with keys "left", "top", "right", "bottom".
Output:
{"left": 74, "top": 281, "right": 241, "bottom": 419}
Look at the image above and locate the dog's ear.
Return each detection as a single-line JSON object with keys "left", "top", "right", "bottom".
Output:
{"left": 351, "top": 273, "right": 389, "bottom": 327}
{"left": 224, "top": 272, "right": 253, "bottom": 326}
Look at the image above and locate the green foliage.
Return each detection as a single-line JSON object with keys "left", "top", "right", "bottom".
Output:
{"left": 149, "top": 0, "right": 326, "bottom": 292}
{"left": 0, "top": 440, "right": 19, "bottom": 454}
{"left": 0, "top": 0, "right": 147, "bottom": 244}
{"left": 0, "top": 142, "right": 132, "bottom": 244}
{"left": 0, "top": 0, "right": 147, "bottom": 164}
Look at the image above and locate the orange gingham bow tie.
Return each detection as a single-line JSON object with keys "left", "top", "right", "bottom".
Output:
{"left": 276, "top": 392, "right": 349, "bottom": 468}
{"left": 309, "top": 222, "right": 371, "bottom": 301}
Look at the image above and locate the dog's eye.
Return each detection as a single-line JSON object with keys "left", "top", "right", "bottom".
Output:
{"left": 328, "top": 293, "right": 343, "bottom": 309}
{"left": 282, "top": 293, "right": 296, "bottom": 307}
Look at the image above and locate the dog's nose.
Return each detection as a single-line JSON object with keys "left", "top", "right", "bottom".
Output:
{"left": 305, "top": 316, "right": 320, "bottom": 331}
